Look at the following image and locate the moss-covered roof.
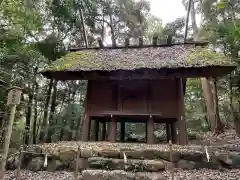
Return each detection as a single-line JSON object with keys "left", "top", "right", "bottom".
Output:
{"left": 43, "top": 45, "right": 234, "bottom": 72}
{"left": 41, "top": 44, "right": 236, "bottom": 80}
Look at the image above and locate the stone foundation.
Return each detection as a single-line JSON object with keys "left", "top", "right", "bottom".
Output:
{"left": 6, "top": 142, "right": 240, "bottom": 172}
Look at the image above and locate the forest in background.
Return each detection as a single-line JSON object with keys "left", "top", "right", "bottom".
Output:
{"left": 0, "top": 0, "right": 239, "bottom": 149}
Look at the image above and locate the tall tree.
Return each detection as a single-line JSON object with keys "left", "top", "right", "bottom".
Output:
{"left": 199, "top": 0, "right": 240, "bottom": 134}
{"left": 183, "top": 0, "right": 225, "bottom": 133}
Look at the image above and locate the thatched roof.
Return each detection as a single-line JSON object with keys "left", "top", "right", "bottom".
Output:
{"left": 41, "top": 44, "right": 236, "bottom": 80}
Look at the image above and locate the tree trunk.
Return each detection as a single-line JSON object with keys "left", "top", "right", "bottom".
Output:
{"left": 212, "top": 78, "right": 224, "bottom": 134}
{"left": 200, "top": 78, "right": 215, "bottom": 131}
{"left": 101, "top": 13, "right": 105, "bottom": 41}
{"left": 79, "top": 8, "right": 88, "bottom": 48}
{"left": 39, "top": 79, "right": 53, "bottom": 142}
{"left": 190, "top": 2, "right": 219, "bottom": 132}
{"left": 203, "top": 103, "right": 211, "bottom": 131}
{"left": 74, "top": 93, "right": 83, "bottom": 140}
{"left": 232, "top": 101, "right": 240, "bottom": 136}
{"left": 229, "top": 74, "right": 240, "bottom": 136}
{"left": 32, "top": 81, "right": 39, "bottom": 144}
{"left": 46, "top": 80, "right": 58, "bottom": 143}
{"left": 230, "top": 48, "right": 240, "bottom": 136}
{"left": 67, "top": 82, "right": 77, "bottom": 141}
{"left": 190, "top": 1, "right": 198, "bottom": 39}
{"left": 109, "top": 14, "right": 116, "bottom": 47}
{"left": 59, "top": 119, "right": 67, "bottom": 141}
{"left": 25, "top": 85, "right": 34, "bottom": 145}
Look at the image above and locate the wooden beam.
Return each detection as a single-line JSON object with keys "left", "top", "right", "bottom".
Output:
{"left": 91, "top": 71, "right": 101, "bottom": 79}
{"left": 177, "top": 78, "right": 188, "bottom": 145}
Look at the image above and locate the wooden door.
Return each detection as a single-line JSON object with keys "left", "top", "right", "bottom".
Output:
{"left": 119, "top": 80, "right": 148, "bottom": 112}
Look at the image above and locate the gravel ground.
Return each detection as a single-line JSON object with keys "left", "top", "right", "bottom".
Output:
{"left": 3, "top": 170, "right": 76, "bottom": 180}
{"left": 3, "top": 169, "right": 240, "bottom": 180}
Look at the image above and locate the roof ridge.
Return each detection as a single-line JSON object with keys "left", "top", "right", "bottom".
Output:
{"left": 69, "top": 41, "right": 208, "bottom": 52}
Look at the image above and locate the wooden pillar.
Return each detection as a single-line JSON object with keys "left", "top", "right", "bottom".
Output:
{"left": 120, "top": 121, "right": 125, "bottom": 142}
{"left": 145, "top": 121, "right": 148, "bottom": 143}
{"left": 81, "top": 115, "right": 90, "bottom": 141}
{"left": 106, "top": 122, "right": 110, "bottom": 138}
{"left": 102, "top": 121, "right": 107, "bottom": 141}
{"left": 147, "top": 116, "right": 155, "bottom": 144}
{"left": 166, "top": 123, "right": 171, "bottom": 142}
{"left": 94, "top": 120, "right": 99, "bottom": 141}
{"left": 177, "top": 78, "right": 188, "bottom": 145}
{"left": 89, "top": 119, "right": 94, "bottom": 140}
{"left": 171, "top": 122, "right": 177, "bottom": 144}
{"left": 98, "top": 122, "right": 103, "bottom": 141}
{"left": 108, "top": 116, "right": 117, "bottom": 143}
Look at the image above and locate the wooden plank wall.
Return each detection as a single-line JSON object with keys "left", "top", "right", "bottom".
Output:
{"left": 87, "top": 79, "right": 178, "bottom": 118}
{"left": 150, "top": 79, "right": 178, "bottom": 117}
{"left": 87, "top": 80, "right": 116, "bottom": 113}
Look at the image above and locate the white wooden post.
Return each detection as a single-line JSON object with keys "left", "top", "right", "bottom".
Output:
{"left": 0, "top": 86, "right": 22, "bottom": 180}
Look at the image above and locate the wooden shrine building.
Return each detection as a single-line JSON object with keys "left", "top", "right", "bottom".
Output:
{"left": 41, "top": 38, "right": 236, "bottom": 145}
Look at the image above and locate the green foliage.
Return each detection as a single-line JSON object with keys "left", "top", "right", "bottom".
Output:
{"left": 1, "top": 0, "right": 43, "bottom": 33}
{"left": 185, "top": 79, "right": 209, "bottom": 131}
{"left": 164, "top": 17, "right": 185, "bottom": 37}
{"left": 200, "top": 0, "right": 240, "bottom": 96}
{"left": 34, "top": 34, "right": 67, "bottom": 62}
{"left": 217, "top": 0, "right": 228, "bottom": 9}
{"left": 145, "top": 16, "right": 164, "bottom": 39}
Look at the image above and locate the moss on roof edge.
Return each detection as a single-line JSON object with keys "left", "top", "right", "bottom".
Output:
{"left": 43, "top": 47, "right": 237, "bottom": 72}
